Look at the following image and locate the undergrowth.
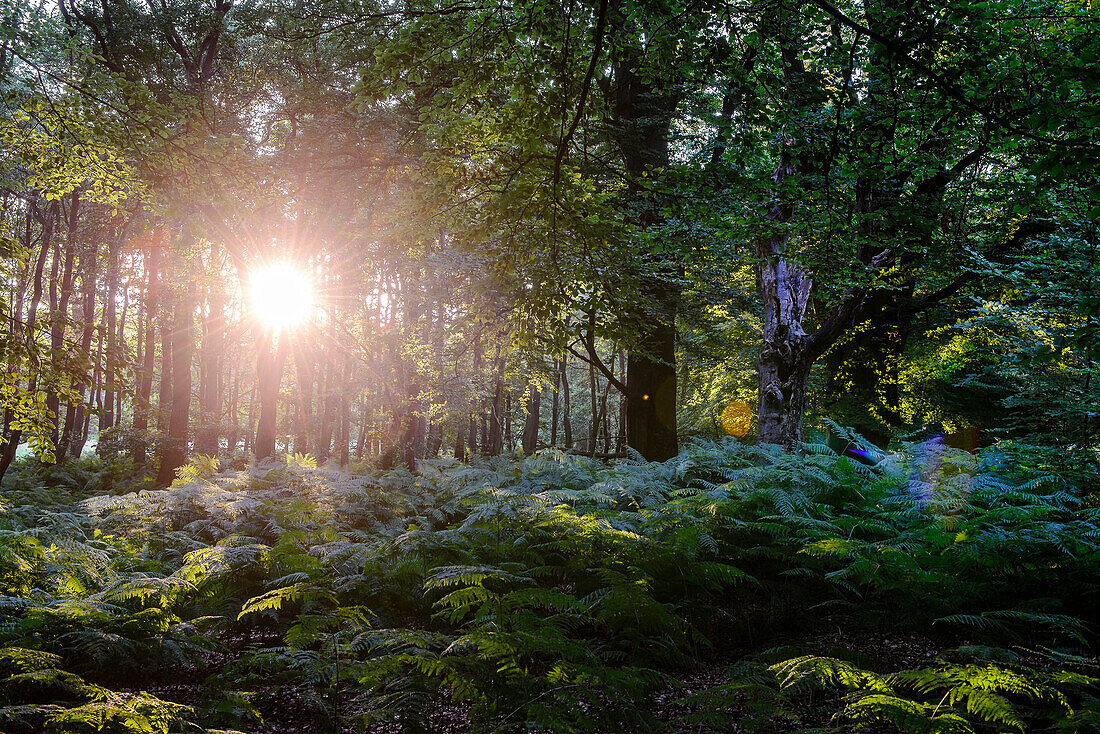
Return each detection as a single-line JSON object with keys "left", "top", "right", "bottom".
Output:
{"left": 0, "top": 435, "right": 1096, "bottom": 732}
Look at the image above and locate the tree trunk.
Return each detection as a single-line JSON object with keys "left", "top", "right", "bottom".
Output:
{"left": 454, "top": 424, "right": 466, "bottom": 462}
{"left": 616, "top": 351, "right": 627, "bottom": 453}
{"left": 100, "top": 217, "right": 123, "bottom": 435}
{"left": 156, "top": 280, "right": 194, "bottom": 485}
{"left": 754, "top": 140, "right": 815, "bottom": 450}
{"left": 254, "top": 331, "right": 289, "bottom": 460}
{"left": 487, "top": 361, "right": 504, "bottom": 456}
{"left": 132, "top": 237, "right": 161, "bottom": 465}
{"left": 43, "top": 207, "right": 64, "bottom": 454}
{"left": 195, "top": 257, "right": 223, "bottom": 456}
{"left": 295, "top": 345, "right": 313, "bottom": 455}
{"left": 62, "top": 207, "right": 99, "bottom": 457}
{"left": 625, "top": 322, "right": 678, "bottom": 460}
{"left": 521, "top": 384, "right": 540, "bottom": 454}
{"left": 550, "top": 363, "right": 560, "bottom": 447}
{"left": 0, "top": 205, "right": 51, "bottom": 482}
{"left": 561, "top": 357, "right": 572, "bottom": 449}
{"left": 426, "top": 418, "right": 443, "bottom": 458}
{"left": 337, "top": 358, "right": 350, "bottom": 466}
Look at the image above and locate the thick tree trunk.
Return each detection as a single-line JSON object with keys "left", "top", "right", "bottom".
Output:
{"left": 625, "top": 322, "right": 678, "bottom": 461}
{"left": 521, "top": 385, "right": 540, "bottom": 454}
{"left": 608, "top": 36, "right": 680, "bottom": 462}
{"left": 754, "top": 140, "right": 815, "bottom": 450}
{"left": 454, "top": 425, "right": 466, "bottom": 462}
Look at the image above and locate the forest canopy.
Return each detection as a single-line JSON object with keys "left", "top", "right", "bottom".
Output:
{"left": 0, "top": 0, "right": 1096, "bottom": 471}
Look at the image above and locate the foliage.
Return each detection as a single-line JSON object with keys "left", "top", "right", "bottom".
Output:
{"left": 1, "top": 436, "right": 1096, "bottom": 731}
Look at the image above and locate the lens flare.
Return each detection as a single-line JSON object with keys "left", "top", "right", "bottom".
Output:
{"left": 720, "top": 400, "right": 754, "bottom": 438}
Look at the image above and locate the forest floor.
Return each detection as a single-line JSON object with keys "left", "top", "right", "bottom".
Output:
{"left": 130, "top": 630, "right": 944, "bottom": 732}
{"left": 1, "top": 442, "right": 1097, "bottom": 733}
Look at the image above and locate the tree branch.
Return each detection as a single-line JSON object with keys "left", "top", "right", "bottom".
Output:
{"left": 807, "top": 0, "right": 1064, "bottom": 145}
{"left": 552, "top": 0, "right": 609, "bottom": 197}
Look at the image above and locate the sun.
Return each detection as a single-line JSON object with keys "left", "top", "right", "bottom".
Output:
{"left": 248, "top": 262, "right": 314, "bottom": 331}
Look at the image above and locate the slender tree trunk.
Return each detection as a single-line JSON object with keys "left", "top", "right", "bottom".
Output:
{"left": 426, "top": 418, "right": 442, "bottom": 458}
{"left": 231, "top": 361, "right": 241, "bottom": 452}
{"left": 56, "top": 198, "right": 86, "bottom": 455}
{"left": 43, "top": 210, "right": 63, "bottom": 455}
{"left": 561, "top": 357, "right": 572, "bottom": 449}
{"left": 337, "top": 358, "right": 350, "bottom": 467}
{"left": 78, "top": 312, "right": 106, "bottom": 457}
{"left": 195, "top": 265, "right": 223, "bottom": 456}
{"left": 487, "top": 356, "right": 504, "bottom": 456}
{"left": 156, "top": 279, "right": 194, "bottom": 485}
{"left": 318, "top": 367, "right": 335, "bottom": 463}
{"left": 0, "top": 205, "right": 53, "bottom": 482}
{"left": 244, "top": 383, "right": 256, "bottom": 454}
{"left": 550, "top": 362, "right": 560, "bottom": 447}
{"left": 132, "top": 239, "right": 160, "bottom": 465}
{"left": 62, "top": 205, "right": 98, "bottom": 457}
{"left": 505, "top": 394, "right": 513, "bottom": 451}
{"left": 48, "top": 194, "right": 82, "bottom": 455}
{"left": 355, "top": 400, "right": 368, "bottom": 460}
{"left": 117, "top": 273, "right": 128, "bottom": 424}
{"left": 587, "top": 360, "right": 598, "bottom": 455}
{"left": 295, "top": 344, "right": 313, "bottom": 455}
{"left": 254, "top": 330, "right": 289, "bottom": 460}
{"left": 100, "top": 218, "right": 123, "bottom": 435}
{"left": 469, "top": 336, "right": 482, "bottom": 456}
{"left": 157, "top": 309, "right": 172, "bottom": 439}
{"left": 616, "top": 351, "right": 627, "bottom": 453}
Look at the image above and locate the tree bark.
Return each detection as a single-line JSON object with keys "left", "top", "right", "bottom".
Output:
{"left": 254, "top": 330, "right": 289, "bottom": 460}
{"left": 132, "top": 240, "right": 159, "bottom": 466}
{"left": 100, "top": 217, "right": 123, "bottom": 435}
{"left": 608, "top": 40, "right": 680, "bottom": 462}
{"left": 195, "top": 254, "right": 223, "bottom": 456}
{"left": 521, "top": 384, "right": 540, "bottom": 454}
{"left": 156, "top": 278, "right": 194, "bottom": 485}
{"left": 550, "top": 363, "right": 560, "bottom": 447}
{"left": 0, "top": 204, "right": 53, "bottom": 482}
{"left": 560, "top": 357, "right": 572, "bottom": 449}
{"left": 625, "top": 321, "right": 678, "bottom": 460}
